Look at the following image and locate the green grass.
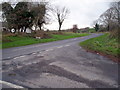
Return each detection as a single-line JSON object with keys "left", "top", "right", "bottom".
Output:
{"left": 2, "top": 33, "right": 89, "bottom": 49}
{"left": 89, "top": 28, "right": 96, "bottom": 33}
{"left": 80, "top": 33, "right": 119, "bottom": 57}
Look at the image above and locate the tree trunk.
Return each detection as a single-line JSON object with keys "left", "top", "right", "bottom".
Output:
{"left": 20, "top": 27, "right": 24, "bottom": 32}
{"left": 38, "top": 23, "right": 42, "bottom": 30}
{"left": 107, "top": 25, "right": 110, "bottom": 31}
{"left": 24, "top": 27, "right": 27, "bottom": 33}
{"left": 59, "top": 23, "right": 62, "bottom": 31}
{"left": 39, "top": 25, "right": 42, "bottom": 30}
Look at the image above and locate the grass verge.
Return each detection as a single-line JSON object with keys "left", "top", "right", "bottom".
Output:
{"left": 80, "top": 33, "right": 119, "bottom": 62}
{"left": 2, "top": 33, "right": 89, "bottom": 49}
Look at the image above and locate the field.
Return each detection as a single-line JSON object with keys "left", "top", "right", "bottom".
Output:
{"left": 80, "top": 33, "right": 119, "bottom": 61}
{"left": 88, "top": 28, "right": 96, "bottom": 33}
{"left": 2, "top": 32, "right": 89, "bottom": 49}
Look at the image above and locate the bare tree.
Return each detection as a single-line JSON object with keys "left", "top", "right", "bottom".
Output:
{"left": 110, "top": 1, "right": 120, "bottom": 38}
{"left": 99, "top": 7, "right": 115, "bottom": 31}
{"left": 52, "top": 6, "right": 70, "bottom": 31}
{"left": 96, "top": 1, "right": 120, "bottom": 31}
{"left": 95, "top": 1, "right": 120, "bottom": 38}
{"left": 111, "top": 1, "right": 120, "bottom": 26}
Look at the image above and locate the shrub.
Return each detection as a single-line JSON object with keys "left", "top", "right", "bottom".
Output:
{"left": 34, "top": 31, "right": 52, "bottom": 39}
{"left": 109, "top": 28, "right": 119, "bottom": 40}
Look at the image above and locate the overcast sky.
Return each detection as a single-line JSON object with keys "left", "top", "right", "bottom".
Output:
{"left": 46, "top": 0, "right": 114, "bottom": 30}
{"left": 0, "top": 0, "right": 115, "bottom": 30}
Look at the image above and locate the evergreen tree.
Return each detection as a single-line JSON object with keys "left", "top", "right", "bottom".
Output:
{"left": 95, "top": 23, "right": 99, "bottom": 32}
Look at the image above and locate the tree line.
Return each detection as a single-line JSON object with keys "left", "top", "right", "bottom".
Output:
{"left": 2, "top": 1, "right": 69, "bottom": 33}
{"left": 94, "top": 1, "right": 120, "bottom": 38}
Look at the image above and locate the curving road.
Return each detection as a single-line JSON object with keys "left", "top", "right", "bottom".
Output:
{"left": 2, "top": 33, "right": 118, "bottom": 88}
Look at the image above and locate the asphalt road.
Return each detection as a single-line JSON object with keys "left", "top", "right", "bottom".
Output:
{"left": 2, "top": 33, "right": 118, "bottom": 89}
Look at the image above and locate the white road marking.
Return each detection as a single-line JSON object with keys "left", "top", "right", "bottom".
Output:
{"left": 13, "top": 55, "right": 25, "bottom": 59}
{"left": 65, "top": 45, "right": 70, "bottom": 47}
{"left": 32, "top": 53, "right": 36, "bottom": 55}
{"left": 57, "top": 46, "right": 63, "bottom": 48}
{"left": 19, "top": 55, "right": 25, "bottom": 58}
{"left": 13, "top": 57, "right": 21, "bottom": 60}
{"left": 0, "top": 80, "right": 24, "bottom": 88}
{"left": 45, "top": 49, "right": 50, "bottom": 52}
